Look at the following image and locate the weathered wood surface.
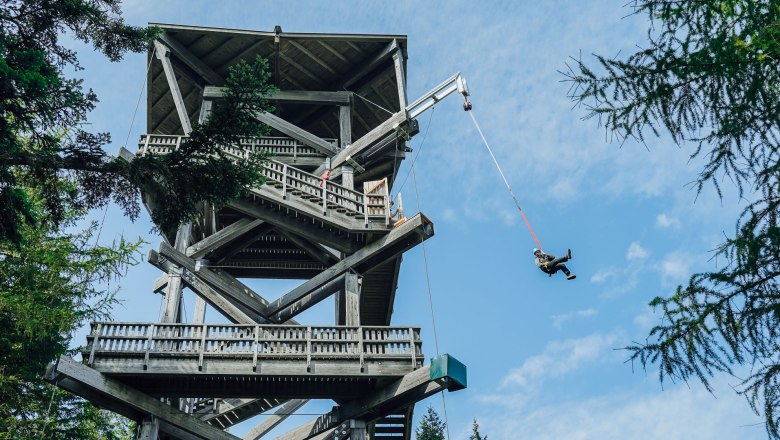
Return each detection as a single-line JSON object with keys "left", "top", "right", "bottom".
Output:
{"left": 243, "top": 399, "right": 308, "bottom": 440}
{"left": 275, "top": 365, "right": 447, "bottom": 440}
{"left": 186, "top": 218, "right": 264, "bottom": 259}
{"left": 254, "top": 111, "right": 339, "bottom": 156}
{"left": 266, "top": 213, "right": 433, "bottom": 319}
{"left": 46, "top": 357, "right": 241, "bottom": 440}
{"left": 154, "top": 41, "right": 193, "bottom": 135}
{"left": 83, "top": 323, "right": 422, "bottom": 380}
{"left": 203, "top": 86, "right": 351, "bottom": 106}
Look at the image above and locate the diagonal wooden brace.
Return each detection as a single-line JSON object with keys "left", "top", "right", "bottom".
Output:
{"left": 266, "top": 213, "right": 434, "bottom": 320}
{"left": 46, "top": 357, "right": 241, "bottom": 440}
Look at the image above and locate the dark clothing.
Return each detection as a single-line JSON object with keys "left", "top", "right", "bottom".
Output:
{"left": 534, "top": 252, "right": 572, "bottom": 276}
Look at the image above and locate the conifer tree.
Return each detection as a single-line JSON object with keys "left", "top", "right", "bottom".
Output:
{"left": 0, "top": 0, "right": 275, "bottom": 243}
{"left": 415, "top": 406, "right": 446, "bottom": 440}
{"left": 564, "top": 1, "right": 780, "bottom": 437}
{"left": 470, "top": 418, "right": 487, "bottom": 440}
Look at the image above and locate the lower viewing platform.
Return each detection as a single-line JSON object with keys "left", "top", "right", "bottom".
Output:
{"left": 81, "top": 323, "right": 423, "bottom": 398}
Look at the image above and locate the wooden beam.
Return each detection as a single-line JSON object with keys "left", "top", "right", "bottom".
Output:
{"left": 228, "top": 200, "right": 357, "bottom": 254}
{"left": 342, "top": 40, "right": 398, "bottom": 89}
{"left": 202, "top": 87, "right": 351, "bottom": 106}
{"left": 186, "top": 218, "right": 264, "bottom": 259}
{"left": 154, "top": 41, "right": 193, "bottom": 135}
{"left": 253, "top": 111, "right": 338, "bottom": 156}
{"left": 158, "top": 33, "right": 224, "bottom": 86}
{"left": 276, "top": 364, "right": 450, "bottom": 440}
{"left": 266, "top": 213, "right": 433, "bottom": 318}
{"left": 316, "top": 111, "right": 410, "bottom": 175}
{"left": 46, "top": 357, "right": 242, "bottom": 440}
{"left": 161, "top": 223, "right": 191, "bottom": 323}
{"left": 292, "top": 41, "right": 399, "bottom": 130}
{"left": 275, "top": 230, "right": 340, "bottom": 266}
{"left": 158, "top": 243, "right": 271, "bottom": 318}
{"left": 345, "top": 272, "right": 361, "bottom": 327}
{"left": 138, "top": 416, "right": 159, "bottom": 440}
{"left": 289, "top": 40, "right": 338, "bottom": 75}
{"left": 270, "top": 274, "right": 346, "bottom": 323}
{"left": 149, "top": 250, "right": 261, "bottom": 324}
{"left": 392, "top": 41, "right": 407, "bottom": 109}
{"left": 339, "top": 103, "right": 352, "bottom": 150}
{"left": 243, "top": 399, "right": 308, "bottom": 440}
{"left": 214, "top": 223, "right": 276, "bottom": 264}
{"left": 278, "top": 52, "right": 320, "bottom": 84}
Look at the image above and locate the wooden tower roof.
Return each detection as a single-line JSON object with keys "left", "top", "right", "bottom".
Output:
{"left": 147, "top": 23, "right": 408, "bottom": 141}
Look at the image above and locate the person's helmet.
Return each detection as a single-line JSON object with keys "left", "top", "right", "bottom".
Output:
{"left": 533, "top": 248, "right": 540, "bottom": 254}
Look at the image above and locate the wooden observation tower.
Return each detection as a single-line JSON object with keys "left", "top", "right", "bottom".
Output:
{"left": 46, "top": 24, "right": 467, "bottom": 440}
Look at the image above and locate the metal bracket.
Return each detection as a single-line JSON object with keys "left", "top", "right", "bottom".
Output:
{"left": 345, "top": 156, "right": 366, "bottom": 174}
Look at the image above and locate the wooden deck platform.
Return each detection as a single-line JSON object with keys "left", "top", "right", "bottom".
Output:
{"left": 82, "top": 323, "right": 422, "bottom": 398}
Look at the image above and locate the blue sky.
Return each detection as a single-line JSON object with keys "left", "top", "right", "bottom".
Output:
{"left": 67, "top": 1, "right": 766, "bottom": 439}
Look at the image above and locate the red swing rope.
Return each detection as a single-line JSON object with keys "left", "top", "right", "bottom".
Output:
{"left": 467, "top": 110, "right": 544, "bottom": 251}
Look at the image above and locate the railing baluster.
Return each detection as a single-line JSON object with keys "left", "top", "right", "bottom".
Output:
{"left": 143, "top": 324, "right": 154, "bottom": 370}
{"left": 253, "top": 325, "right": 259, "bottom": 372}
{"left": 282, "top": 164, "right": 288, "bottom": 199}
{"left": 306, "top": 326, "right": 312, "bottom": 372}
{"left": 358, "top": 327, "right": 365, "bottom": 371}
{"left": 87, "top": 323, "right": 102, "bottom": 366}
{"left": 322, "top": 179, "right": 327, "bottom": 215}
{"left": 198, "top": 324, "right": 207, "bottom": 371}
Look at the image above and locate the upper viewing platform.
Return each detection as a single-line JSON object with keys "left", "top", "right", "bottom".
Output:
{"left": 147, "top": 23, "right": 408, "bottom": 143}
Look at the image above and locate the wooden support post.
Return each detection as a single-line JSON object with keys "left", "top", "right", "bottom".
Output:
{"left": 339, "top": 103, "right": 352, "bottom": 150}
{"left": 266, "top": 214, "right": 434, "bottom": 319}
{"left": 161, "top": 223, "right": 192, "bottom": 324}
{"left": 137, "top": 415, "right": 159, "bottom": 440}
{"left": 339, "top": 102, "right": 355, "bottom": 193}
{"left": 316, "top": 110, "right": 411, "bottom": 175}
{"left": 392, "top": 40, "right": 408, "bottom": 109}
{"left": 158, "top": 33, "right": 224, "bottom": 86}
{"left": 154, "top": 41, "right": 193, "bottom": 135}
{"left": 349, "top": 420, "right": 367, "bottom": 440}
{"left": 344, "top": 272, "right": 361, "bottom": 327}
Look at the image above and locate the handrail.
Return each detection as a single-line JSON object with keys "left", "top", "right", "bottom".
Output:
{"left": 137, "top": 134, "right": 390, "bottom": 225}
{"left": 138, "top": 134, "right": 330, "bottom": 159}
{"left": 85, "top": 323, "right": 423, "bottom": 365}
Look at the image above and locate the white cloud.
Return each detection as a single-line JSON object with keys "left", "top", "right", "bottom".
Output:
{"left": 500, "top": 332, "right": 619, "bottom": 389}
{"left": 656, "top": 213, "right": 681, "bottom": 229}
{"left": 552, "top": 308, "right": 598, "bottom": 329}
{"left": 590, "top": 268, "right": 617, "bottom": 283}
{"left": 478, "top": 378, "right": 764, "bottom": 440}
{"left": 659, "top": 251, "right": 692, "bottom": 283}
{"left": 633, "top": 307, "right": 658, "bottom": 329}
{"left": 626, "top": 241, "right": 649, "bottom": 261}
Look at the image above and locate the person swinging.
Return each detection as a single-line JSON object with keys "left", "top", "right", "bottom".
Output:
{"left": 534, "top": 248, "right": 576, "bottom": 280}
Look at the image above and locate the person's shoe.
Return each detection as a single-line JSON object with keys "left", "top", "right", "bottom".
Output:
{"left": 566, "top": 274, "right": 576, "bottom": 280}
{"left": 567, "top": 248, "right": 572, "bottom": 259}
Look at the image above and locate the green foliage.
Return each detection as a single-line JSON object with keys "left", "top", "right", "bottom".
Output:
{"left": 126, "top": 55, "right": 275, "bottom": 233}
{"left": 564, "top": 0, "right": 780, "bottom": 437}
{"left": 0, "top": 0, "right": 158, "bottom": 243}
{"left": 0, "top": 381, "right": 134, "bottom": 440}
{"left": 470, "top": 418, "right": 487, "bottom": 440}
{"left": 0, "top": 183, "right": 141, "bottom": 439}
{"left": 0, "top": 0, "right": 275, "bottom": 242}
{"left": 415, "top": 406, "right": 446, "bottom": 440}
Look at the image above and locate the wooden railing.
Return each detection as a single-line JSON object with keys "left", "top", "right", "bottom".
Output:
{"left": 138, "top": 134, "right": 329, "bottom": 161}
{"left": 137, "top": 134, "right": 389, "bottom": 227}
{"left": 85, "top": 323, "right": 422, "bottom": 371}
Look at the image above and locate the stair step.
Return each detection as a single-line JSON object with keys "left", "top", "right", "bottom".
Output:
{"left": 374, "top": 426, "right": 405, "bottom": 433}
